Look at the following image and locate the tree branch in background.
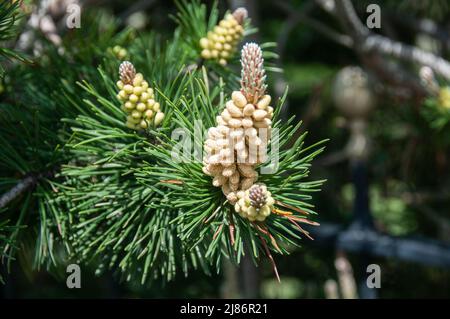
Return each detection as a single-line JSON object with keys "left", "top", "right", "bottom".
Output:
{"left": 363, "top": 35, "right": 450, "bottom": 80}
{"left": 388, "top": 12, "right": 450, "bottom": 48}
{"left": 277, "top": 0, "right": 427, "bottom": 99}
{"left": 332, "top": 0, "right": 450, "bottom": 81}
{"left": 276, "top": 1, "right": 353, "bottom": 49}
{"left": 273, "top": 1, "right": 352, "bottom": 121}
{"left": 333, "top": 0, "right": 368, "bottom": 39}
{"left": 360, "top": 52, "right": 427, "bottom": 99}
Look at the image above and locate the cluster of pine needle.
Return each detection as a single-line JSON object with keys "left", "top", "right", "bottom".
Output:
{"left": 0, "top": 1, "right": 325, "bottom": 285}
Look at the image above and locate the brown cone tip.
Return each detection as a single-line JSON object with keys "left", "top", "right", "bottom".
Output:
{"left": 232, "top": 7, "right": 248, "bottom": 25}
{"left": 248, "top": 184, "right": 267, "bottom": 208}
{"left": 240, "top": 42, "right": 267, "bottom": 104}
{"left": 119, "top": 61, "right": 136, "bottom": 84}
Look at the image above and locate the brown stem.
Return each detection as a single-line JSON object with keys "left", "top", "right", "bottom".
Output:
{"left": 0, "top": 175, "right": 37, "bottom": 210}
{"left": 286, "top": 217, "right": 314, "bottom": 241}
{"left": 257, "top": 232, "right": 280, "bottom": 282}
{"left": 228, "top": 211, "right": 235, "bottom": 246}
{"left": 213, "top": 224, "right": 224, "bottom": 241}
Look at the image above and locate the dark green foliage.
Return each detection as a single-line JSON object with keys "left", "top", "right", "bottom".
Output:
{"left": 0, "top": 1, "right": 324, "bottom": 286}
{"left": 0, "top": 9, "right": 148, "bottom": 275}
{"left": 0, "top": 0, "right": 30, "bottom": 77}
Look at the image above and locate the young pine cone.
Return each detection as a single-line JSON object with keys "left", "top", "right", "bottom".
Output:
{"left": 203, "top": 42, "right": 274, "bottom": 205}
{"left": 116, "top": 61, "right": 165, "bottom": 130}
{"left": 234, "top": 184, "right": 274, "bottom": 222}
{"left": 199, "top": 8, "right": 247, "bottom": 66}
{"left": 111, "top": 45, "right": 128, "bottom": 60}
{"left": 202, "top": 90, "right": 274, "bottom": 204}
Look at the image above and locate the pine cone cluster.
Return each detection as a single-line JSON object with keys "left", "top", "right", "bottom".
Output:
{"left": 199, "top": 8, "right": 247, "bottom": 66}
{"left": 203, "top": 43, "right": 273, "bottom": 205}
{"left": 116, "top": 61, "right": 165, "bottom": 130}
{"left": 234, "top": 184, "right": 274, "bottom": 222}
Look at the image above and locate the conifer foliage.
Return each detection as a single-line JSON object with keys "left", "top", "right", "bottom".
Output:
{"left": 0, "top": 1, "right": 326, "bottom": 285}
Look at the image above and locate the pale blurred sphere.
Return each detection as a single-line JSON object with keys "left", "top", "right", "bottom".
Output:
{"left": 332, "top": 66, "right": 375, "bottom": 119}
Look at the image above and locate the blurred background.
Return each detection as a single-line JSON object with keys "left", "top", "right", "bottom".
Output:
{"left": 2, "top": 0, "right": 450, "bottom": 298}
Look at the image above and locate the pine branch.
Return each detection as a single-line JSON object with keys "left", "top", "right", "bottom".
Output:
{"left": 0, "top": 1, "right": 326, "bottom": 285}
{"left": 0, "top": 9, "right": 144, "bottom": 273}
{"left": 0, "top": 175, "right": 36, "bottom": 210}
{"left": 138, "top": 69, "right": 326, "bottom": 270}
